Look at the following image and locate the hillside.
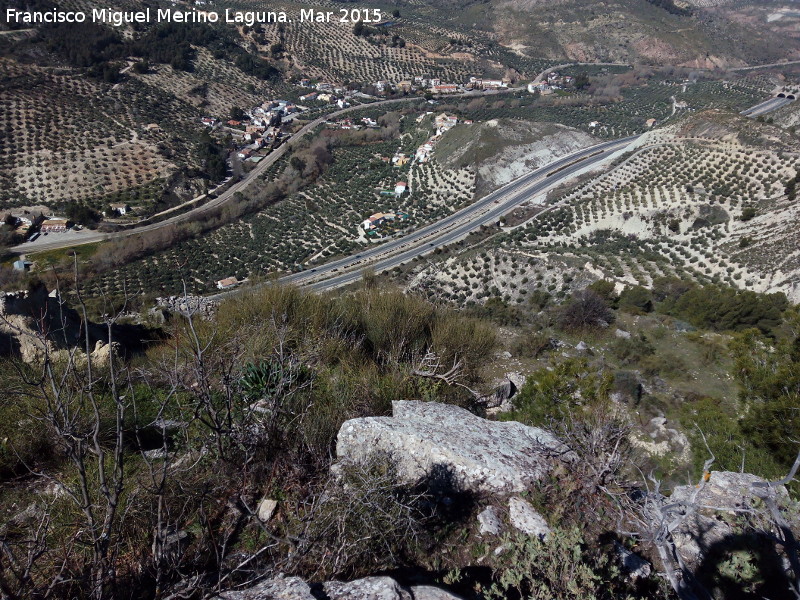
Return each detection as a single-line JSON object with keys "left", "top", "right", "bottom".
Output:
{"left": 402, "top": 109, "right": 800, "bottom": 309}
{"left": 429, "top": 0, "right": 800, "bottom": 67}
{"left": 0, "top": 0, "right": 796, "bottom": 221}
{"left": 0, "top": 279, "right": 798, "bottom": 599}
{"left": 436, "top": 119, "right": 599, "bottom": 193}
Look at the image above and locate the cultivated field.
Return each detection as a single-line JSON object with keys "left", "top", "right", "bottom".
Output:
{"left": 407, "top": 111, "right": 800, "bottom": 305}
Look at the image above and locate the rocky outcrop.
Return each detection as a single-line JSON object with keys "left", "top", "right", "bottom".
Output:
{"left": 0, "top": 287, "right": 111, "bottom": 362}
{"left": 477, "top": 506, "right": 503, "bottom": 536}
{"left": 615, "top": 542, "right": 652, "bottom": 580}
{"left": 335, "top": 400, "right": 568, "bottom": 494}
{"left": 157, "top": 295, "right": 217, "bottom": 318}
{"left": 216, "top": 575, "right": 462, "bottom": 600}
{"left": 667, "top": 471, "right": 789, "bottom": 570}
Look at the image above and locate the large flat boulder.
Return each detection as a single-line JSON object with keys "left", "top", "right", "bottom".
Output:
{"left": 216, "top": 575, "right": 461, "bottom": 600}
{"left": 335, "top": 400, "right": 566, "bottom": 494}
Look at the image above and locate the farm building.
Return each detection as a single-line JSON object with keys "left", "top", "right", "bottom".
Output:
{"left": 216, "top": 277, "right": 240, "bottom": 290}
{"left": 362, "top": 212, "right": 396, "bottom": 231}
{"left": 40, "top": 219, "right": 70, "bottom": 233}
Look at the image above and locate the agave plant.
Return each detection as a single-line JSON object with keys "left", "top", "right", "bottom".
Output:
{"left": 240, "top": 357, "right": 311, "bottom": 401}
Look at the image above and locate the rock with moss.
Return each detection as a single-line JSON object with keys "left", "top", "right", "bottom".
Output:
{"left": 216, "top": 575, "right": 462, "bottom": 599}
{"left": 335, "top": 400, "right": 567, "bottom": 494}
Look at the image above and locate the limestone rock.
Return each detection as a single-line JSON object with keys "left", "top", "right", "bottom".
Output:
{"left": 670, "top": 471, "right": 786, "bottom": 510}
{"left": 216, "top": 575, "right": 462, "bottom": 600}
{"left": 668, "top": 471, "right": 789, "bottom": 569}
{"left": 335, "top": 400, "right": 567, "bottom": 494}
{"left": 411, "top": 586, "right": 463, "bottom": 600}
{"left": 508, "top": 497, "right": 550, "bottom": 540}
{"left": 477, "top": 506, "right": 503, "bottom": 536}
{"left": 483, "top": 379, "right": 517, "bottom": 409}
{"left": 615, "top": 542, "right": 652, "bottom": 579}
{"left": 157, "top": 295, "right": 217, "bottom": 319}
{"left": 324, "top": 576, "right": 410, "bottom": 600}
{"left": 257, "top": 498, "right": 278, "bottom": 522}
{"left": 217, "top": 575, "right": 314, "bottom": 600}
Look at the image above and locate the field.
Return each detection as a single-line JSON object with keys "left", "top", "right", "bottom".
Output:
{"left": 406, "top": 112, "right": 800, "bottom": 306}
{"left": 0, "top": 59, "right": 177, "bottom": 211}
{"left": 436, "top": 75, "right": 770, "bottom": 139}
{"left": 70, "top": 70, "right": 785, "bottom": 299}
{"left": 84, "top": 111, "right": 478, "bottom": 296}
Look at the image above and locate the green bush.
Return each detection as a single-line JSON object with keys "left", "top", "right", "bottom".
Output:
{"left": 618, "top": 285, "right": 653, "bottom": 314}
{"left": 507, "top": 359, "right": 612, "bottom": 427}
{"left": 487, "top": 528, "right": 641, "bottom": 600}
{"left": 678, "top": 395, "right": 783, "bottom": 479}
{"left": 610, "top": 334, "right": 655, "bottom": 366}
{"left": 658, "top": 283, "right": 787, "bottom": 335}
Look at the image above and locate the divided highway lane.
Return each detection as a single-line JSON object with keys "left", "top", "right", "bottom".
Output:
{"left": 741, "top": 96, "right": 793, "bottom": 117}
{"left": 277, "top": 135, "right": 641, "bottom": 293}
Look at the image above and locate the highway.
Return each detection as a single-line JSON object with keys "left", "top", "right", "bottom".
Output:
{"left": 13, "top": 59, "right": 798, "bottom": 255}
{"left": 740, "top": 96, "right": 794, "bottom": 117}
{"left": 271, "top": 92, "right": 796, "bottom": 294}
{"left": 12, "top": 73, "right": 795, "bottom": 295}
{"left": 209, "top": 135, "right": 639, "bottom": 297}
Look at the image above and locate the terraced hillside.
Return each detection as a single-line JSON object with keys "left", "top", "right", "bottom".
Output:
{"left": 84, "top": 110, "right": 481, "bottom": 296}
{"left": 1, "top": 0, "right": 794, "bottom": 219}
{"left": 406, "top": 111, "right": 800, "bottom": 306}
{"left": 445, "top": 0, "right": 800, "bottom": 67}
{"left": 0, "top": 59, "right": 181, "bottom": 210}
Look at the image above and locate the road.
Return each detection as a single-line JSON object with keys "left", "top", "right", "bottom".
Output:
{"left": 740, "top": 96, "right": 794, "bottom": 117}
{"left": 729, "top": 60, "right": 800, "bottom": 73}
{"left": 262, "top": 91, "right": 796, "bottom": 294}
{"left": 204, "top": 135, "right": 640, "bottom": 299}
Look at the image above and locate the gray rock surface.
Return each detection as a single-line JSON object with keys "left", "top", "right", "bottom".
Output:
{"left": 477, "top": 506, "right": 503, "bottom": 536}
{"left": 668, "top": 471, "right": 789, "bottom": 568}
{"left": 216, "top": 575, "right": 462, "bottom": 600}
{"left": 508, "top": 497, "right": 550, "bottom": 540}
{"left": 615, "top": 542, "right": 652, "bottom": 579}
{"left": 257, "top": 498, "right": 278, "bottom": 522}
{"left": 217, "top": 575, "right": 313, "bottom": 600}
{"left": 670, "top": 470, "right": 786, "bottom": 509}
{"left": 157, "top": 295, "right": 217, "bottom": 318}
{"left": 335, "top": 400, "right": 567, "bottom": 494}
{"left": 324, "top": 576, "right": 410, "bottom": 600}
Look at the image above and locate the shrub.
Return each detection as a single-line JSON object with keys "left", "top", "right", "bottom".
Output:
{"left": 508, "top": 359, "right": 612, "bottom": 427}
{"left": 293, "top": 453, "right": 435, "bottom": 579}
{"left": 610, "top": 334, "right": 655, "bottom": 366}
{"left": 511, "top": 332, "right": 554, "bottom": 358}
{"left": 559, "top": 290, "right": 615, "bottom": 331}
{"left": 664, "top": 285, "right": 787, "bottom": 335}
{"left": 487, "top": 527, "right": 634, "bottom": 600}
{"left": 740, "top": 207, "right": 756, "bottom": 221}
{"left": 618, "top": 285, "right": 653, "bottom": 314}
{"left": 587, "top": 279, "right": 617, "bottom": 304}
